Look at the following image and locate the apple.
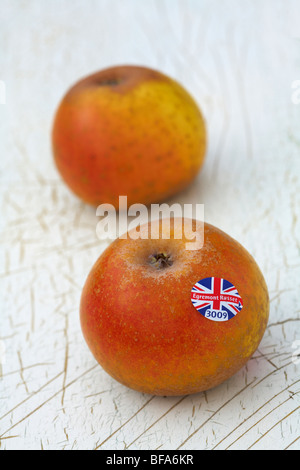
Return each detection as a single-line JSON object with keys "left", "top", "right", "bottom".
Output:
{"left": 80, "top": 218, "right": 269, "bottom": 396}
{"left": 52, "top": 65, "right": 206, "bottom": 208}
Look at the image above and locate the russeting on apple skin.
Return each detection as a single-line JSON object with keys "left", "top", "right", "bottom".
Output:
{"left": 52, "top": 65, "right": 206, "bottom": 208}
{"left": 80, "top": 218, "right": 269, "bottom": 396}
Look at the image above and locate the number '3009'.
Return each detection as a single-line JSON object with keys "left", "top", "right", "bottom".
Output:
{"left": 205, "top": 310, "right": 227, "bottom": 320}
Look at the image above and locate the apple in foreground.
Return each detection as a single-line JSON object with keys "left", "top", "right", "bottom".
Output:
{"left": 52, "top": 65, "right": 206, "bottom": 208}
{"left": 80, "top": 218, "right": 269, "bottom": 396}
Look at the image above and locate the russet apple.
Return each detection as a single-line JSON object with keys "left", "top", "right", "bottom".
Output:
{"left": 80, "top": 218, "right": 269, "bottom": 396}
{"left": 52, "top": 65, "right": 206, "bottom": 208}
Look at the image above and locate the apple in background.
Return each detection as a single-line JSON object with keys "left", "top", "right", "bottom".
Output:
{"left": 80, "top": 218, "right": 269, "bottom": 396}
{"left": 52, "top": 65, "right": 206, "bottom": 208}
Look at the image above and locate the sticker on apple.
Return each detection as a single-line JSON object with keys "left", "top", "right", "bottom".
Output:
{"left": 191, "top": 277, "right": 243, "bottom": 322}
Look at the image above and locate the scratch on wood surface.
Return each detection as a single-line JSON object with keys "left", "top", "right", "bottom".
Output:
{"left": 61, "top": 312, "right": 69, "bottom": 409}
{"left": 247, "top": 405, "right": 300, "bottom": 450}
{"left": 0, "top": 371, "right": 64, "bottom": 422}
{"left": 267, "top": 317, "right": 300, "bottom": 328}
{"left": 0, "top": 366, "right": 97, "bottom": 438}
{"left": 125, "top": 396, "right": 187, "bottom": 449}
{"left": 285, "top": 435, "right": 300, "bottom": 450}
{"left": 17, "top": 350, "right": 29, "bottom": 395}
{"left": 84, "top": 389, "right": 111, "bottom": 399}
{"left": 177, "top": 380, "right": 256, "bottom": 449}
{"left": 0, "top": 362, "right": 55, "bottom": 379}
{"left": 252, "top": 360, "right": 296, "bottom": 389}
{"left": 0, "top": 436, "right": 19, "bottom": 449}
{"left": 63, "top": 427, "right": 69, "bottom": 442}
{"left": 256, "top": 348, "right": 278, "bottom": 370}
{"left": 219, "top": 379, "right": 300, "bottom": 449}
{"left": 95, "top": 396, "right": 155, "bottom": 449}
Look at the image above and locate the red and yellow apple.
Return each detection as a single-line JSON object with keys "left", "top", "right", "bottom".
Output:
{"left": 80, "top": 218, "right": 269, "bottom": 396}
{"left": 52, "top": 65, "right": 206, "bottom": 208}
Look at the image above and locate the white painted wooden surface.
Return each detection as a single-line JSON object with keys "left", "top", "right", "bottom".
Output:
{"left": 1, "top": 0, "right": 300, "bottom": 450}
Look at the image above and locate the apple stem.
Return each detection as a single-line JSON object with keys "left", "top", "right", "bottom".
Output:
{"left": 97, "top": 77, "right": 122, "bottom": 86}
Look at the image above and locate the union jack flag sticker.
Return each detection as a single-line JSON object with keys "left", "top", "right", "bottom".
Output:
{"left": 191, "top": 277, "right": 243, "bottom": 322}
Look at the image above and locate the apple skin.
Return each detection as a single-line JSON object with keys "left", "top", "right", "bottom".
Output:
{"left": 80, "top": 219, "right": 269, "bottom": 396}
{"left": 52, "top": 65, "right": 206, "bottom": 208}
